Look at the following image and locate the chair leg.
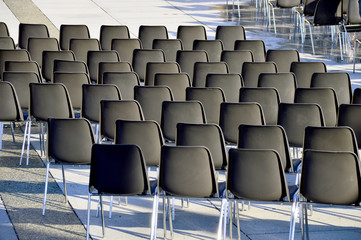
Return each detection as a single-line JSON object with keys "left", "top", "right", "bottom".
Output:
{"left": 86, "top": 193, "right": 92, "bottom": 240}
{"left": 26, "top": 121, "right": 32, "bottom": 165}
{"left": 235, "top": 200, "right": 241, "bottom": 240}
{"left": 304, "top": 204, "right": 310, "bottom": 240}
{"left": 307, "top": 21, "right": 315, "bottom": 55}
{"left": 217, "top": 198, "right": 227, "bottom": 240}
{"left": 62, "top": 165, "right": 68, "bottom": 203}
{"left": 100, "top": 195, "right": 105, "bottom": 237}
{"left": 163, "top": 196, "right": 167, "bottom": 239}
{"left": 109, "top": 196, "right": 113, "bottom": 218}
{"left": 229, "top": 200, "right": 233, "bottom": 240}
{"left": 289, "top": 191, "right": 299, "bottom": 240}
{"left": 167, "top": 197, "right": 174, "bottom": 240}
{"left": 10, "top": 122, "right": 15, "bottom": 142}
{"left": 42, "top": 162, "right": 51, "bottom": 215}
{"left": 20, "top": 120, "right": 29, "bottom": 165}
{"left": 223, "top": 199, "right": 229, "bottom": 240}
{"left": 150, "top": 194, "right": 159, "bottom": 240}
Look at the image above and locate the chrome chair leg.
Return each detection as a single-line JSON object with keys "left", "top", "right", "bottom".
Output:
{"left": 42, "top": 162, "right": 51, "bottom": 215}
{"left": 20, "top": 119, "right": 29, "bottom": 165}
{"left": 62, "top": 165, "right": 67, "bottom": 203}
{"left": 86, "top": 193, "right": 92, "bottom": 240}
{"left": 100, "top": 195, "right": 105, "bottom": 237}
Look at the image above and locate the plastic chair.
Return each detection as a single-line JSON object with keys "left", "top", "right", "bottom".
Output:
{"left": 193, "top": 40, "right": 224, "bottom": 62}
{"left": 266, "top": 49, "right": 300, "bottom": 72}
{"left": 0, "top": 22, "right": 10, "bottom": 37}
{"left": 4, "top": 60, "right": 42, "bottom": 80}
{"left": 215, "top": 25, "right": 246, "bottom": 50}
{"left": 86, "top": 50, "right": 120, "bottom": 83}
{"left": 176, "top": 50, "right": 209, "bottom": 82}
{"left": 242, "top": 62, "right": 278, "bottom": 87}
{"left": 42, "top": 50, "right": 75, "bottom": 82}
{"left": 0, "top": 49, "right": 31, "bottom": 79}
{"left": 132, "top": 49, "right": 165, "bottom": 83}
{"left": 99, "top": 25, "right": 130, "bottom": 50}
{"left": 154, "top": 73, "right": 191, "bottom": 101}
{"left": 206, "top": 73, "right": 243, "bottom": 103}
{"left": 27, "top": 38, "right": 59, "bottom": 68}
{"left": 338, "top": 104, "right": 361, "bottom": 149}
{"left": 111, "top": 38, "right": 142, "bottom": 63}
{"left": 234, "top": 40, "right": 266, "bottom": 62}
{"left": 268, "top": 0, "right": 302, "bottom": 34}
{"left": 59, "top": 24, "right": 90, "bottom": 50}
{"left": 152, "top": 39, "right": 183, "bottom": 62}
{"left": 290, "top": 61, "right": 327, "bottom": 88}
{"left": 53, "top": 59, "right": 89, "bottom": 76}
{"left": 69, "top": 38, "right": 101, "bottom": 63}
{"left": 18, "top": 23, "right": 49, "bottom": 49}
{"left": 145, "top": 62, "right": 181, "bottom": 86}
{"left": 220, "top": 50, "right": 254, "bottom": 74}
{"left": 0, "top": 37, "right": 15, "bottom": 50}
{"left": 352, "top": 88, "right": 361, "bottom": 104}
{"left": 103, "top": 72, "right": 140, "bottom": 99}
{"left": 138, "top": 25, "right": 168, "bottom": 49}
{"left": 98, "top": 61, "right": 133, "bottom": 84}
{"left": 177, "top": 25, "right": 207, "bottom": 50}
{"left": 192, "top": 62, "right": 229, "bottom": 87}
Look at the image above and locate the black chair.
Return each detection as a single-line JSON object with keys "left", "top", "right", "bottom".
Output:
{"left": 132, "top": 49, "right": 165, "bottom": 83}
{"left": 99, "top": 25, "right": 130, "bottom": 50}
{"left": 220, "top": 50, "right": 253, "bottom": 74}
{"left": 0, "top": 49, "right": 31, "bottom": 79}
{"left": 193, "top": 40, "right": 224, "bottom": 62}
{"left": 338, "top": 104, "right": 361, "bottom": 149}
{"left": 103, "top": 72, "right": 140, "bottom": 99}
{"left": 42, "top": 50, "right": 75, "bottom": 82}
{"left": 154, "top": 73, "right": 191, "bottom": 101}
{"left": 98, "top": 61, "right": 133, "bottom": 84}
{"left": 0, "top": 37, "right": 15, "bottom": 50}
{"left": 69, "top": 38, "right": 101, "bottom": 63}
{"left": 60, "top": 24, "right": 90, "bottom": 50}
{"left": 145, "top": 62, "right": 180, "bottom": 86}
{"left": 177, "top": 25, "right": 207, "bottom": 50}
{"left": 206, "top": 73, "right": 243, "bottom": 103}
{"left": 27, "top": 37, "right": 60, "bottom": 68}
{"left": 111, "top": 38, "right": 142, "bottom": 63}
{"left": 0, "top": 22, "right": 10, "bottom": 37}
{"left": 152, "top": 39, "right": 183, "bottom": 62}
{"left": 86, "top": 50, "right": 120, "bottom": 83}
{"left": 176, "top": 50, "right": 209, "bottom": 82}
{"left": 215, "top": 25, "right": 246, "bottom": 50}
{"left": 138, "top": 25, "right": 168, "bottom": 49}
{"left": 290, "top": 61, "right": 327, "bottom": 88}
{"left": 242, "top": 62, "right": 277, "bottom": 87}
{"left": 192, "top": 62, "right": 229, "bottom": 87}
{"left": 18, "top": 23, "right": 49, "bottom": 49}
{"left": 4, "top": 60, "right": 42, "bottom": 80}
{"left": 234, "top": 40, "right": 266, "bottom": 62}
{"left": 266, "top": 49, "right": 300, "bottom": 72}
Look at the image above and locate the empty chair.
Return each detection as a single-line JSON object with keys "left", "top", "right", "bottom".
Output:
{"left": 295, "top": 88, "right": 338, "bottom": 126}
{"left": 86, "top": 50, "right": 120, "bottom": 83}
{"left": 59, "top": 24, "right": 90, "bottom": 50}
{"left": 161, "top": 101, "right": 206, "bottom": 142}
{"left": 290, "top": 61, "right": 327, "bottom": 88}
{"left": 206, "top": 73, "right": 243, "bottom": 103}
{"left": 152, "top": 39, "right": 183, "bottom": 62}
{"left": 134, "top": 86, "right": 173, "bottom": 124}
{"left": 219, "top": 102, "right": 265, "bottom": 145}
{"left": 239, "top": 87, "right": 280, "bottom": 125}
{"left": 4, "top": 60, "right": 42, "bottom": 80}
{"left": 53, "top": 59, "right": 89, "bottom": 76}
{"left": 215, "top": 25, "right": 246, "bottom": 50}
{"left": 138, "top": 25, "right": 168, "bottom": 49}
{"left": 193, "top": 62, "right": 229, "bottom": 87}
{"left": 220, "top": 50, "right": 254, "bottom": 74}
{"left": 98, "top": 61, "right": 133, "bottom": 84}
{"left": 193, "top": 40, "right": 224, "bottom": 62}
{"left": 176, "top": 50, "right": 209, "bottom": 81}
{"left": 99, "top": 25, "right": 130, "bottom": 50}
{"left": 311, "top": 72, "right": 352, "bottom": 106}
{"left": 145, "top": 62, "right": 180, "bottom": 85}
{"left": 177, "top": 25, "right": 207, "bottom": 50}
{"left": 352, "top": 88, "right": 361, "bottom": 104}
{"left": 154, "top": 73, "right": 191, "bottom": 101}
{"left": 132, "top": 49, "right": 165, "bottom": 83}
{"left": 186, "top": 87, "right": 225, "bottom": 124}
{"left": 258, "top": 72, "right": 297, "bottom": 103}
{"left": 0, "top": 37, "right": 15, "bottom": 49}
{"left": 69, "top": 38, "right": 101, "bottom": 63}
{"left": 18, "top": 23, "right": 49, "bottom": 49}
{"left": 242, "top": 62, "right": 277, "bottom": 87}
{"left": 27, "top": 38, "right": 60, "bottom": 68}
{"left": 103, "top": 72, "right": 140, "bottom": 99}
{"left": 100, "top": 100, "right": 144, "bottom": 142}
{"left": 338, "top": 104, "right": 361, "bottom": 149}
{"left": 0, "top": 49, "right": 31, "bottom": 78}
{"left": 42, "top": 50, "right": 75, "bottom": 82}
{"left": 111, "top": 38, "right": 142, "bottom": 63}
{"left": 234, "top": 40, "right": 266, "bottom": 62}
{"left": 266, "top": 49, "right": 300, "bottom": 72}
{"left": 0, "top": 22, "right": 10, "bottom": 37}
{"left": 43, "top": 118, "right": 95, "bottom": 215}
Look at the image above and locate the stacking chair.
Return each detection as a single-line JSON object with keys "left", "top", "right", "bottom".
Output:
{"left": 111, "top": 38, "right": 142, "bottom": 63}
{"left": 0, "top": 49, "right": 31, "bottom": 79}
{"left": 134, "top": 86, "right": 173, "bottom": 124}
{"left": 220, "top": 50, "right": 253, "bottom": 74}
{"left": 145, "top": 62, "right": 181, "bottom": 85}
{"left": 99, "top": 25, "right": 130, "bottom": 50}
{"left": 86, "top": 50, "right": 120, "bottom": 83}
{"left": 4, "top": 60, "right": 42, "bottom": 80}
{"left": 161, "top": 101, "right": 206, "bottom": 142}
{"left": 215, "top": 25, "right": 246, "bottom": 50}
{"left": 103, "top": 72, "right": 140, "bottom": 99}
{"left": 192, "top": 62, "right": 229, "bottom": 87}
{"left": 193, "top": 40, "right": 224, "bottom": 62}
{"left": 98, "top": 61, "right": 133, "bottom": 84}
{"left": 206, "top": 73, "right": 243, "bottom": 103}
{"left": 99, "top": 100, "right": 144, "bottom": 142}
{"left": 27, "top": 38, "right": 59, "bottom": 68}
{"left": 176, "top": 50, "right": 209, "bottom": 82}
{"left": 18, "top": 23, "right": 49, "bottom": 49}
{"left": 290, "top": 61, "right": 327, "bottom": 88}
{"left": 53, "top": 59, "right": 89, "bottom": 76}
{"left": 20, "top": 83, "right": 74, "bottom": 165}
{"left": 87, "top": 144, "right": 150, "bottom": 240}
{"left": 42, "top": 50, "right": 75, "bottom": 82}
{"left": 177, "top": 25, "right": 207, "bottom": 50}
{"left": 239, "top": 87, "right": 280, "bottom": 125}
{"left": 352, "top": 88, "right": 361, "bottom": 104}
{"left": 0, "top": 37, "right": 15, "bottom": 50}
{"left": 266, "top": 49, "right": 300, "bottom": 72}
{"left": 268, "top": 0, "right": 302, "bottom": 34}
{"left": 154, "top": 73, "right": 191, "bottom": 101}
{"left": 219, "top": 102, "right": 265, "bottom": 145}
{"left": 311, "top": 72, "right": 352, "bottom": 106}
{"left": 69, "top": 38, "right": 101, "bottom": 63}
{"left": 43, "top": 118, "right": 95, "bottom": 215}
{"left": 59, "top": 24, "right": 90, "bottom": 50}
{"left": 234, "top": 40, "right": 266, "bottom": 62}
{"left": 242, "top": 62, "right": 277, "bottom": 87}
{"left": 338, "top": 104, "right": 361, "bottom": 149}
{"left": 258, "top": 72, "right": 297, "bottom": 103}
{"left": 152, "top": 39, "right": 183, "bottom": 62}
{"left": 138, "top": 25, "right": 168, "bottom": 49}
{"left": 186, "top": 87, "right": 225, "bottom": 124}
{"left": 0, "top": 22, "right": 10, "bottom": 37}
{"left": 132, "top": 49, "right": 165, "bottom": 83}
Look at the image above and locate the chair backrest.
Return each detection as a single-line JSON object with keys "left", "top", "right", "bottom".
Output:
{"left": 338, "top": 104, "right": 361, "bottom": 149}
{"left": 69, "top": 38, "right": 101, "bottom": 63}
{"left": 29, "top": 83, "right": 74, "bottom": 121}
{"left": 290, "top": 61, "right": 327, "bottom": 88}
{"left": 276, "top": 0, "right": 302, "bottom": 8}
{"left": 47, "top": 118, "right": 95, "bottom": 164}
{"left": 313, "top": 0, "right": 342, "bottom": 26}
{"left": 176, "top": 50, "right": 209, "bottom": 82}
{"left": 177, "top": 25, "right": 207, "bottom": 50}
{"left": 353, "top": 88, "right": 361, "bottom": 104}
{"left": 98, "top": 61, "right": 133, "bottom": 84}
{"left": 103, "top": 72, "right": 140, "bottom": 99}
{"left": 277, "top": 103, "right": 325, "bottom": 148}
{"left": 152, "top": 39, "right": 183, "bottom": 62}
{"left": 53, "top": 72, "right": 91, "bottom": 110}
{"left": 220, "top": 102, "right": 265, "bottom": 145}
{"left": 99, "top": 25, "right": 130, "bottom": 50}
{"left": 89, "top": 144, "right": 150, "bottom": 195}
{"left": 18, "top": 23, "right": 49, "bottom": 49}
{"left": 193, "top": 62, "right": 229, "bottom": 87}
{"left": 0, "top": 81, "right": 24, "bottom": 121}
{"left": 138, "top": 25, "right": 168, "bottom": 49}
{"left": 42, "top": 50, "right": 75, "bottom": 82}
{"left": 300, "top": 150, "right": 361, "bottom": 205}
{"left": 134, "top": 86, "right": 174, "bottom": 124}
{"left": 238, "top": 124, "right": 293, "bottom": 172}
{"left": 0, "top": 49, "right": 31, "bottom": 78}
{"left": 60, "top": 24, "right": 90, "bottom": 50}
{"left": 176, "top": 123, "right": 227, "bottom": 170}
{"left": 311, "top": 72, "right": 352, "bottom": 106}
{"left": 193, "top": 40, "right": 224, "bottom": 62}
{"left": 215, "top": 26, "right": 246, "bottom": 50}
{"left": 0, "top": 37, "right": 15, "bottom": 50}
{"left": 132, "top": 49, "right": 165, "bottom": 83}
{"left": 4, "top": 60, "right": 42, "bottom": 80}
{"left": 159, "top": 145, "right": 218, "bottom": 198}
{"left": 295, "top": 88, "right": 338, "bottom": 126}
{"left": 111, "top": 38, "right": 142, "bottom": 63}
{"left": 115, "top": 120, "right": 164, "bottom": 167}
{"left": 227, "top": 148, "right": 289, "bottom": 201}
{"left": 86, "top": 50, "right": 120, "bottom": 83}
{"left": 302, "top": 0, "right": 320, "bottom": 16}
{"left": 220, "top": 50, "right": 254, "bottom": 74}
{"left": 266, "top": 49, "right": 300, "bottom": 72}
{"left": 145, "top": 62, "right": 180, "bottom": 85}
{"left": 81, "top": 84, "right": 121, "bottom": 123}
{"left": 258, "top": 72, "right": 297, "bottom": 103}
{"left": 186, "top": 87, "right": 225, "bottom": 124}
{"left": 347, "top": 0, "right": 361, "bottom": 24}
{"left": 0, "top": 22, "right": 10, "bottom": 37}
{"left": 239, "top": 87, "right": 280, "bottom": 125}
{"left": 234, "top": 40, "right": 266, "bottom": 62}
{"left": 242, "top": 62, "right": 278, "bottom": 87}
{"left": 161, "top": 100, "right": 206, "bottom": 142}
{"left": 206, "top": 73, "right": 243, "bottom": 103}
{"left": 27, "top": 38, "right": 60, "bottom": 68}
{"left": 154, "top": 73, "right": 191, "bottom": 101}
